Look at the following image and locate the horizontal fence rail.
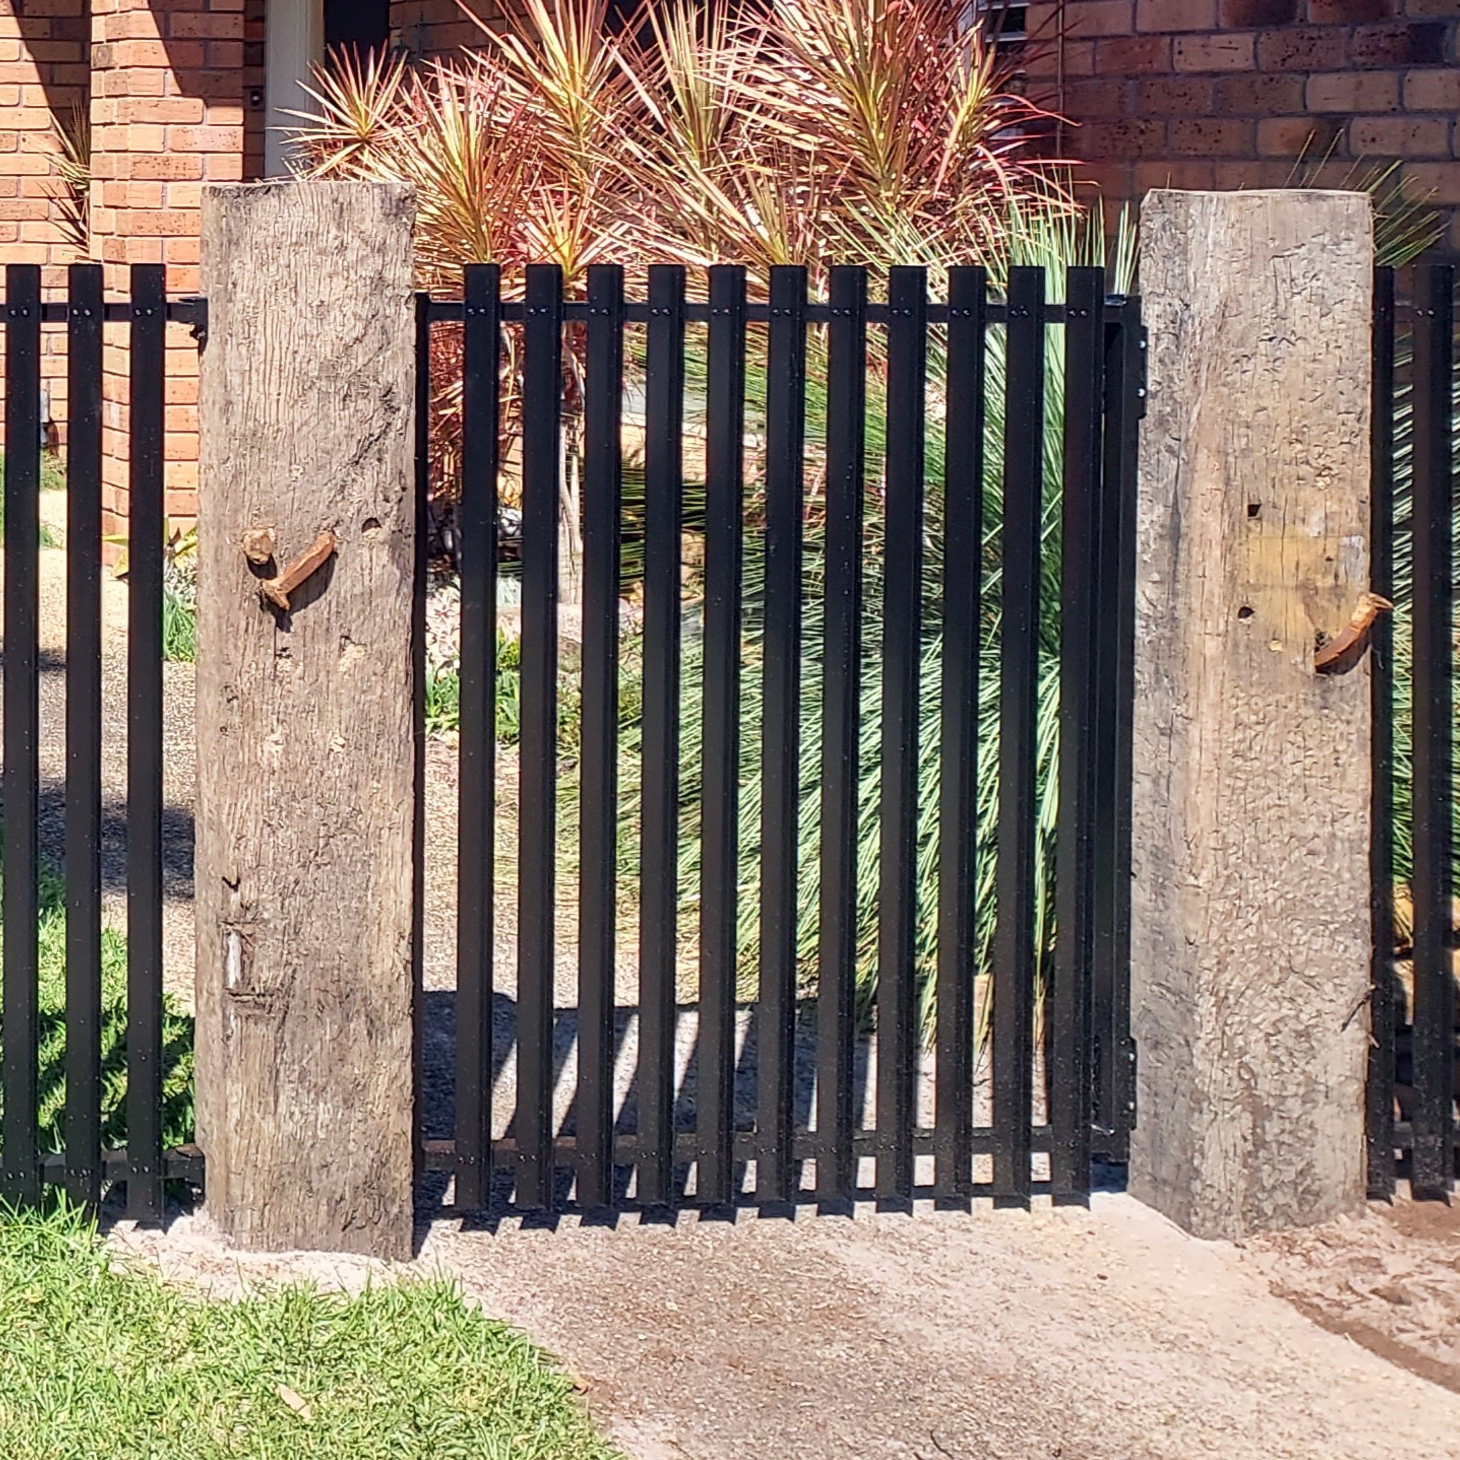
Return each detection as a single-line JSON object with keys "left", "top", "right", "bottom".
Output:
{"left": 423, "top": 262, "right": 1143, "bottom": 1212}
{"left": 0, "top": 264, "right": 201, "bottom": 1214}
{"left": 1369, "top": 263, "right": 1460, "bottom": 1199}
{"left": 425, "top": 299, "right": 1135, "bottom": 327}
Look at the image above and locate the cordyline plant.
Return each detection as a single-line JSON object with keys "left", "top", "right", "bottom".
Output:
{"left": 291, "top": 4, "right": 1444, "bottom": 1059}
{"left": 290, "top": 0, "right": 1070, "bottom": 512}
{"left": 293, "top": 0, "right": 1068, "bottom": 289}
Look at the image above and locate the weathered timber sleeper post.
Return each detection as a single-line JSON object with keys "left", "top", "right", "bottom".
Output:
{"left": 1131, "top": 190, "right": 1374, "bottom": 1239}
{"left": 195, "top": 181, "right": 418, "bottom": 1258}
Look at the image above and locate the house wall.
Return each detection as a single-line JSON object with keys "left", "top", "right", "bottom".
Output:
{"left": 388, "top": 0, "right": 511, "bottom": 59}
{"left": 8, "top": 0, "right": 1457, "bottom": 543}
{"left": 89, "top": 0, "right": 244, "bottom": 534}
{"left": 1022, "top": 3, "right": 1460, "bottom": 252}
{"left": 245, "top": 0, "right": 264, "bottom": 181}
{"left": 0, "top": 0, "right": 415, "bottom": 543}
{"left": 0, "top": 0, "right": 90, "bottom": 440}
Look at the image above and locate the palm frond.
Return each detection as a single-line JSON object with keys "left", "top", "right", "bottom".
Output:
{"left": 1285, "top": 141, "right": 1444, "bottom": 268}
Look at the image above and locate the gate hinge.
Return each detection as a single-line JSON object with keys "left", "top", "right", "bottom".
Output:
{"left": 169, "top": 295, "right": 208, "bottom": 346}
{"left": 1134, "top": 328, "right": 1148, "bottom": 420}
{"left": 1122, "top": 1035, "right": 1138, "bottom": 1128}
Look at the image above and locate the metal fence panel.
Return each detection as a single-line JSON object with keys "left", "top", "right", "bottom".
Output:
{"left": 432, "top": 266, "right": 1141, "bottom": 1212}
{"left": 1370, "top": 261, "right": 1459, "bottom": 1198}
{"left": 0, "top": 271, "right": 195, "bottom": 1211}
{"left": 0, "top": 265, "right": 1142, "bottom": 1217}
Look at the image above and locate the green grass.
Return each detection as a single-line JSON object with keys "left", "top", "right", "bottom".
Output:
{"left": 1, "top": 860, "right": 195, "bottom": 1155}
{"left": 0, "top": 491, "right": 64, "bottom": 549}
{"left": 425, "top": 630, "right": 530, "bottom": 745}
{"left": 0, "top": 842, "right": 614, "bottom": 1460}
{"left": 425, "top": 659, "right": 462, "bottom": 737}
{"left": 0, "top": 450, "right": 66, "bottom": 498}
{"left": 40, "top": 451, "right": 66, "bottom": 493}
{"left": 0, "top": 1202, "right": 619, "bottom": 1460}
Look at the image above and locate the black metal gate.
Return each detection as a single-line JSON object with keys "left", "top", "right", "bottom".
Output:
{"left": 1369, "top": 261, "right": 1460, "bottom": 1200}
{"left": 417, "top": 262, "right": 1143, "bottom": 1212}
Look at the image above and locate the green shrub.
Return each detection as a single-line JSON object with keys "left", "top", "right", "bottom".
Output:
{"left": 162, "top": 587, "right": 196, "bottom": 663}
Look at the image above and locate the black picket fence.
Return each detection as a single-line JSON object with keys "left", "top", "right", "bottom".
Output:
{"left": 417, "top": 263, "right": 1143, "bottom": 1211}
{"left": 0, "top": 258, "right": 1141, "bottom": 1218}
{"left": 0, "top": 263, "right": 204, "bottom": 1217}
{"left": 5, "top": 255, "right": 1448, "bottom": 1219}
{"left": 1369, "top": 261, "right": 1460, "bottom": 1200}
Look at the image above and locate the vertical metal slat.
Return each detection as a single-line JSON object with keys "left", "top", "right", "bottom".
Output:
{"left": 413, "top": 293, "right": 430, "bottom": 1188}
{"left": 455, "top": 265, "right": 500, "bottom": 1211}
{"left": 876, "top": 265, "right": 927, "bottom": 1205}
{"left": 935, "top": 266, "right": 985, "bottom": 1201}
{"left": 757, "top": 265, "right": 808, "bottom": 1206}
{"left": 126, "top": 262, "right": 166, "bottom": 1223}
{"left": 516, "top": 263, "right": 562, "bottom": 1209}
{"left": 698, "top": 264, "right": 746, "bottom": 1207}
{"left": 1366, "top": 266, "right": 1397, "bottom": 1200}
{"left": 1091, "top": 306, "right": 1127, "bottom": 1152}
{"left": 2, "top": 263, "right": 42, "bottom": 1207}
{"left": 638, "top": 264, "right": 686, "bottom": 1208}
{"left": 992, "top": 266, "right": 1045, "bottom": 1205}
{"left": 1050, "top": 267, "right": 1104, "bottom": 1203}
{"left": 1410, "top": 262, "right": 1455, "bottom": 1200}
{"left": 66, "top": 263, "right": 105, "bottom": 1207}
{"left": 1109, "top": 303, "right": 1143, "bottom": 1155}
{"left": 577, "top": 264, "right": 623, "bottom": 1210}
{"left": 817, "top": 265, "right": 866, "bottom": 1204}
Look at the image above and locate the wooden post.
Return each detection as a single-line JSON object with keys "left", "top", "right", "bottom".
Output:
{"left": 1131, "top": 190, "right": 1374, "bottom": 1240}
{"left": 195, "top": 181, "right": 417, "bottom": 1257}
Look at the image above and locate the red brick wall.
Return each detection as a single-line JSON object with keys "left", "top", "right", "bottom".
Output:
{"left": 244, "top": 0, "right": 264, "bottom": 181}
{"left": 90, "top": 0, "right": 245, "bottom": 537}
{"left": 389, "top": 0, "right": 511, "bottom": 59}
{"left": 0, "top": 0, "right": 90, "bottom": 438}
{"left": 1023, "top": 3, "right": 1460, "bottom": 252}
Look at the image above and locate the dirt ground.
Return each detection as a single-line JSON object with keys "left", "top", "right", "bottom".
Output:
{"left": 32, "top": 514, "right": 985, "bottom": 1149}
{"left": 1247, "top": 1196, "right": 1460, "bottom": 1397}
{"left": 32, "top": 495, "right": 612, "bottom": 1012}
{"left": 25, "top": 494, "right": 1460, "bottom": 1457}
